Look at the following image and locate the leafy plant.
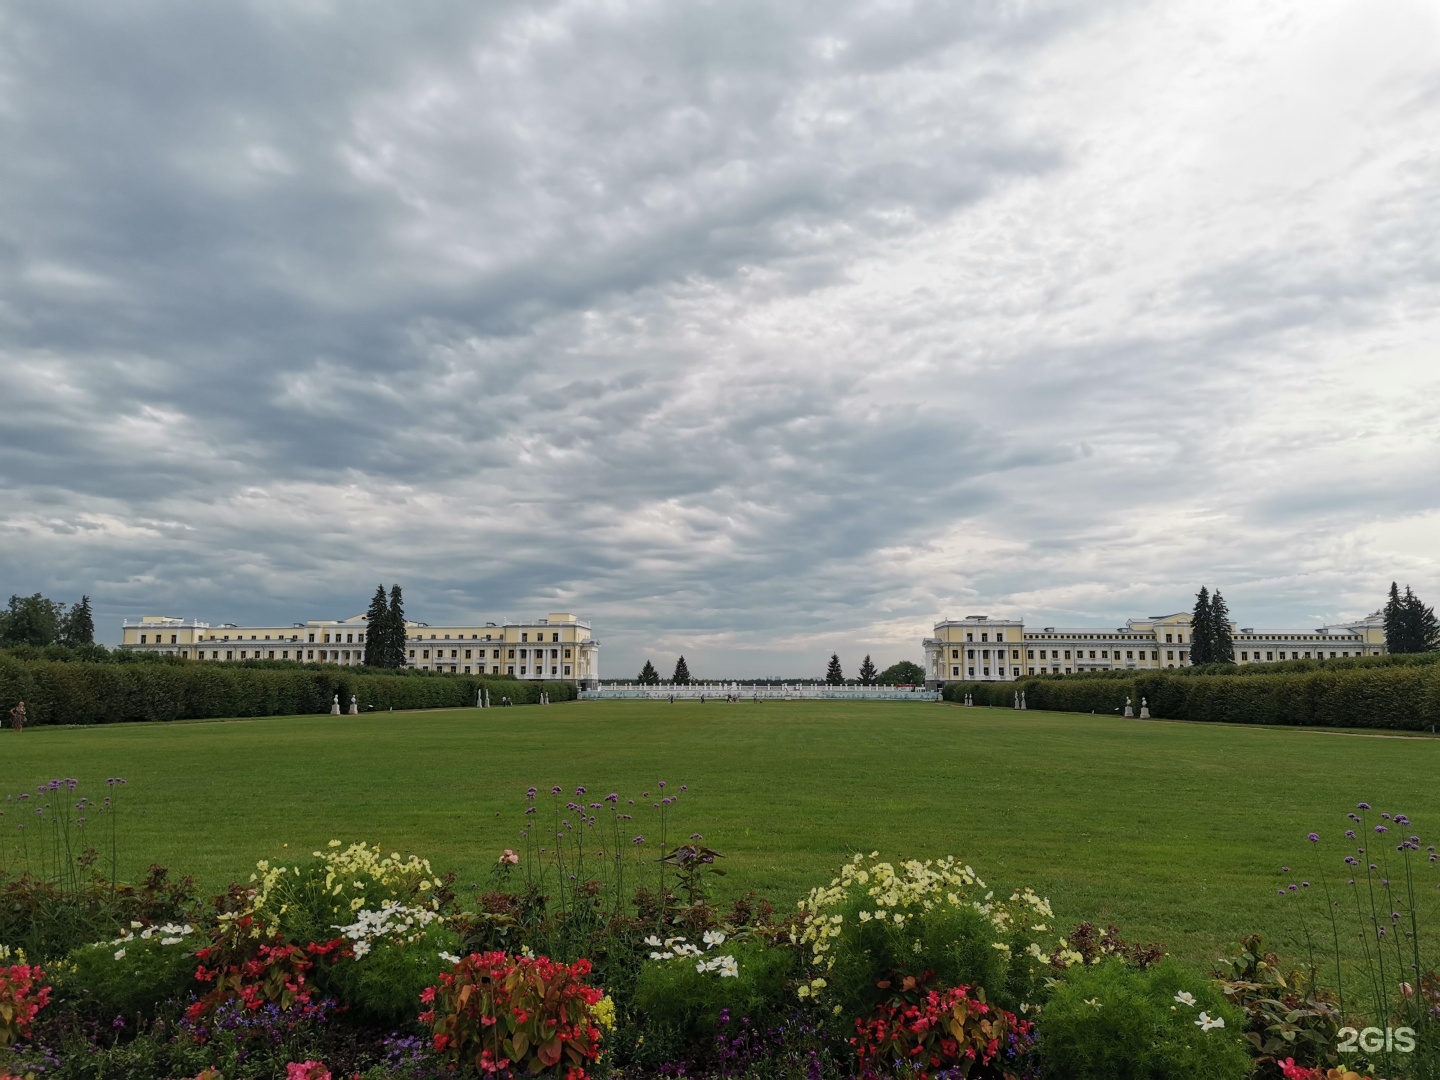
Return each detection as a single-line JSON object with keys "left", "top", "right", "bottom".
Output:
{"left": 1212, "top": 933, "right": 1342, "bottom": 1076}
{"left": 58, "top": 921, "right": 201, "bottom": 1021}
{"left": 0, "top": 962, "right": 51, "bottom": 1046}
{"left": 1037, "top": 958, "right": 1251, "bottom": 1080}
{"left": 633, "top": 932, "right": 794, "bottom": 1049}
{"left": 420, "top": 951, "right": 605, "bottom": 1078}
{"left": 850, "top": 979, "right": 1034, "bottom": 1079}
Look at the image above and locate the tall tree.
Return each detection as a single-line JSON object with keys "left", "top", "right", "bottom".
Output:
{"left": 672, "top": 655, "right": 691, "bottom": 684}
{"left": 825, "top": 653, "right": 844, "bottom": 683}
{"left": 1209, "top": 589, "right": 1234, "bottom": 664}
{"left": 1, "top": 594, "right": 63, "bottom": 647}
{"left": 60, "top": 595, "right": 95, "bottom": 646}
{"left": 877, "top": 660, "right": 925, "bottom": 685}
{"left": 1402, "top": 586, "right": 1438, "bottom": 654}
{"left": 363, "top": 585, "right": 389, "bottom": 666}
{"left": 858, "top": 654, "right": 878, "bottom": 685}
{"left": 387, "top": 585, "right": 407, "bottom": 668}
{"left": 638, "top": 660, "right": 659, "bottom": 684}
{"left": 1189, "top": 586, "right": 1214, "bottom": 665}
{"left": 1384, "top": 582, "right": 1407, "bottom": 653}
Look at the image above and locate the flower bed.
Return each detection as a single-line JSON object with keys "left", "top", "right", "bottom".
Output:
{"left": 0, "top": 779, "right": 1434, "bottom": 1078}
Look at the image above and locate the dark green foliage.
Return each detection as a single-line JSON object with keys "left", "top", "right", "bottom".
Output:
{"left": 1190, "top": 587, "right": 1214, "bottom": 666}
{"left": 858, "top": 654, "right": 877, "bottom": 684}
{"left": 1210, "top": 589, "right": 1234, "bottom": 664}
{"left": 362, "top": 585, "right": 389, "bottom": 667}
{"left": 60, "top": 596, "right": 95, "bottom": 647}
{"left": 637, "top": 659, "right": 659, "bottom": 684}
{"left": 824, "top": 653, "right": 843, "bottom": 683}
{"left": 386, "top": 585, "right": 407, "bottom": 668}
{"left": 673, "top": 655, "right": 691, "bottom": 684}
{"left": 59, "top": 934, "right": 201, "bottom": 1022}
{"left": 1386, "top": 583, "right": 1439, "bottom": 654}
{"left": 877, "top": 659, "right": 925, "bottom": 685}
{"left": 0, "top": 656, "right": 575, "bottom": 726}
{"left": 321, "top": 924, "right": 461, "bottom": 1029}
{"left": 632, "top": 936, "right": 794, "bottom": 1050}
{"left": 1, "top": 593, "right": 65, "bottom": 647}
{"left": 1211, "top": 934, "right": 1342, "bottom": 1074}
{"left": 944, "top": 657, "right": 1440, "bottom": 730}
{"left": 1038, "top": 958, "right": 1251, "bottom": 1080}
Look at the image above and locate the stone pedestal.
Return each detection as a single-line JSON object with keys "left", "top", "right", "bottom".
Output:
{"left": 330, "top": 694, "right": 341, "bottom": 716}
{"left": 1139, "top": 698, "right": 1150, "bottom": 719}
{"left": 1123, "top": 696, "right": 1133, "bottom": 719}
{"left": 348, "top": 695, "right": 358, "bottom": 715}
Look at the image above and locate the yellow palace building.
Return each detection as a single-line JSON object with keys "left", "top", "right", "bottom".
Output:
{"left": 923, "top": 610, "right": 1386, "bottom": 686}
{"left": 119, "top": 611, "right": 599, "bottom": 686}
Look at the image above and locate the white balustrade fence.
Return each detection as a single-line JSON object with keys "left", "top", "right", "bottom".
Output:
{"left": 580, "top": 682, "right": 940, "bottom": 701}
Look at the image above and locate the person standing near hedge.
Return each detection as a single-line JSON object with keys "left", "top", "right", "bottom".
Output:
{"left": 8, "top": 701, "right": 25, "bottom": 733}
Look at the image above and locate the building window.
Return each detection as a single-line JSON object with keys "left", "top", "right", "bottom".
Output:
{"left": 521, "top": 633, "right": 528, "bottom": 642}
{"left": 564, "top": 665, "right": 572, "bottom": 676}
{"left": 1180, "top": 651, "right": 1188, "bottom": 663}
{"left": 1089, "top": 650, "right": 1096, "bottom": 659}
{"left": 1167, "top": 651, "right": 1174, "bottom": 660}
{"left": 508, "top": 649, "right": 515, "bottom": 659}
{"left": 967, "top": 649, "right": 975, "bottom": 659}
{"left": 465, "top": 650, "right": 472, "bottom": 659}
{"left": 140, "top": 634, "right": 147, "bottom": 643}
{"left": 996, "top": 632, "right": 1004, "bottom": 642}
{"left": 564, "top": 648, "right": 572, "bottom": 659}
{"left": 240, "top": 651, "right": 247, "bottom": 659}
{"left": 464, "top": 666, "right": 470, "bottom": 673}
{"left": 1126, "top": 651, "right": 1134, "bottom": 659}
{"left": 1241, "top": 651, "right": 1248, "bottom": 660}
{"left": 493, "top": 650, "right": 501, "bottom": 659}
{"left": 1027, "top": 650, "right": 1034, "bottom": 659}
{"left": 951, "top": 649, "right": 959, "bottom": 659}
{"left": 1166, "top": 633, "right": 1173, "bottom": 643}
{"left": 520, "top": 666, "right": 527, "bottom": 675}
{"left": 226, "top": 651, "right": 233, "bottom": 660}
{"left": 306, "top": 650, "right": 313, "bottom": 660}
{"left": 308, "top": 633, "right": 315, "bottom": 642}
{"left": 422, "top": 650, "right": 430, "bottom": 659}
{"left": 983, "top": 667, "right": 990, "bottom": 676}
{"left": 951, "top": 666, "right": 959, "bottom": 676}
{"left": 1028, "top": 667, "right": 1035, "bottom": 674}
{"left": 409, "top": 649, "right": 415, "bottom": 658}
{"left": 1064, "top": 651, "right": 1071, "bottom": 660}
{"left": 268, "top": 651, "right": 275, "bottom": 659}
{"left": 968, "top": 666, "right": 975, "bottom": 676}
{"left": 171, "top": 634, "right": 177, "bottom": 644}
{"left": 552, "top": 632, "right": 560, "bottom": 642}
{"left": 966, "top": 632, "right": 973, "bottom": 641}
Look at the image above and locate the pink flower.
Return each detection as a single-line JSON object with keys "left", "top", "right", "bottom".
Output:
{"left": 285, "top": 1063, "right": 331, "bottom": 1080}
{"left": 499, "top": 849, "right": 520, "bottom": 866}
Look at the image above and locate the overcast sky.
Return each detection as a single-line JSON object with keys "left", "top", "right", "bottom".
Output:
{"left": 2, "top": 0, "right": 1438, "bottom": 678}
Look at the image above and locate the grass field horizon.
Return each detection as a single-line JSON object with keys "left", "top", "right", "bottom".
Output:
{"left": 3, "top": 699, "right": 1437, "bottom": 965}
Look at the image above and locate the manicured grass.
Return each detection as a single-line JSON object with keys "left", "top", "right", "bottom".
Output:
{"left": 1, "top": 700, "right": 1436, "bottom": 964}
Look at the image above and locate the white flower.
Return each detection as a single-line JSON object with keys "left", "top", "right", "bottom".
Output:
{"left": 718, "top": 956, "right": 739, "bottom": 978}
{"left": 1174, "top": 991, "right": 1196, "bottom": 1007}
{"left": 113, "top": 948, "right": 126, "bottom": 960}
{"left": 352, "top": 940, "right": 371, "bottom": 959}
{"left": 644, "top": 936, "right": 663, "bottom": 947}
{"left": 702, "top": 930, "right": 727, "bottom": 948}
{"left": 160, "top": 937, "right": 183, "bottom": 946}
{"left": 439, "top": 951, "right": 460, "bottom": 964}
{"left": 1195, "top": 1011, "right": 1225, "bottom": 1032}
{"left": 1083, "top": 998, "right": 1102, "bottom": 1009}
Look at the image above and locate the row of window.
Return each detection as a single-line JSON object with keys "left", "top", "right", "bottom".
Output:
{"left": 415, "top": 664, "right": 573, "bottom": 676}
{"left": 952, "top": 648, "right": 1164, "bottom": 662}
{"left": 407, "top": 647, "right": 573, "bottom": 661}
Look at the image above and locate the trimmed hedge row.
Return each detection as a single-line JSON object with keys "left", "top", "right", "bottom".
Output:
{"left": 0, "top": 657, "right": 575, "bottom": 726}
{"left": 943, "top": 663, "right": 1440, "bottom": 731}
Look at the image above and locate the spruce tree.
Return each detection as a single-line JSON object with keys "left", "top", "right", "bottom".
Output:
{"left": 638, "top": 660, "right": 659, "bottom": 684}
{"left": 825, "top": 653, "right": 844, "bottom": 683}
{"left": 858, "top": 654, "right": 878, "bottom": 684}
{"left": 387, "top": 585, "right": 406, "bottom": 668}
{"left": 1189, "top": 587, "right": 1214, "bottom": 665}
{"left": 1209, "top": 589, "right": 1234, "bottom": 664}
{"left": 672, "top": 655, "right": 691, "bottom": 684}
{"left": 61, "top": 595, "right": 95, "bottom": 646}
{"left": 363, "top": 585, "right": 389, "bottom": 666}
{"left": 1385, "top": 582, "right": 1406, "bottom": 653}
{"left": 1401, "top": 586, "right": 1438, "bottom": 653}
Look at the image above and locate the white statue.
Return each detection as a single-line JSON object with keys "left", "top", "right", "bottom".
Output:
{"left": 348, "top": 694, "right": 358, "bottom": 715}
{"left": 330, "top": 693, "right": 341, "bottom": 716}
{"left": 1139, "top": 697, "right": 1150, "bottom": 719}
{"left": 1020, "top": 691, "right": 1027, "bottom": 710}
{"left": 1013, "top": 691, "right": 1020, "bottom": 710}
{"left": 1123, "top": 696, "right": 1133, "bottom": 718}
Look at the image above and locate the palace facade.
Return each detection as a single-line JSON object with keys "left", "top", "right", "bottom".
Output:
{"left": 923, "top": 610, "right": 1386, "bottom": 686}
{"left": 119, "top": 611, "right": 599, "bottom": 686}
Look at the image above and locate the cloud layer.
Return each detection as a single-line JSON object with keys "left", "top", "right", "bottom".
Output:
{"left": 2, "top": 0, "right": 1438, "bottom": 677}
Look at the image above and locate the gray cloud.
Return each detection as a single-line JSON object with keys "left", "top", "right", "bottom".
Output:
{"left": 2, "top": 0, "right": 1439, "bottom": 677}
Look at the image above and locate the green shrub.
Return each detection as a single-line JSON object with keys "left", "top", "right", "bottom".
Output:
{"left": 795, "top": 854, "right": 1057, "bottom": 1021}
{"left": 58, "top": 923, "right": 201, "bottom": 1021}
{"left": 322, "top": 913, "right": 460, "bottom": 1028}
{"left": 1038, "top": 958, "right": 1251, "bottom": 1080}
{"left": 0, "top": 654, "right": 574, "bottom": 726}
{"left": 632, "top": 933, "right": 794, "bottom": 1049}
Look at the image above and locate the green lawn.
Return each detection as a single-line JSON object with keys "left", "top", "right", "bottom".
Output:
{"left": 1, "top": 700, "right": 1435, "bottom": 964}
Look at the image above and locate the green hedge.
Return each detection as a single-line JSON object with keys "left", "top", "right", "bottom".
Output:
{"left": 0, "top": 657, "right": 576, "bottom": 726}
{"left": 943, "top": 663, "right": 1440, "bottom": 731}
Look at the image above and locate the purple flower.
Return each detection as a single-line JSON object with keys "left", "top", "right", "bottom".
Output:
{"left": 632, "top": 835, "right": 646, "bottom": 845}
{"left": 1288, "top": 884, "right": 1299, "bottom": 891}
{"left": 525, "top": 807, "right": 536, "bottom": 815}
{"left": 690, "top": 833, "right": 704, "bottom": 841}
{"left": 1346, "top": 856, "right": 1359, "bottom": 865}
{"left": 606, "top": 793, "right": 618, "bottom": 803}
{"left": 1376, "top": 825, "right": 1388, "bottom": 834}
{"left": 526, "top": 787, "right": 537, "bottom": 800}
{"left": 1281, "top": 866, "right": 1290, "bottom": 873}
{"left": 1301, "top": 881, "right": 1310, "bottom": 887}
{"left": 1308, "top": 833, "right": 1320, "bottom": 843}
{"left": 1357, "top": 802, "right": 1371, "bottom": 810}
{"left": 551, "top": 785, "right": 562, "bottom": 795}
{"left": 1346, "top": 830, "right": 1356, "bottom": 839}
{"left": 658, "top": 781, "right": 667, "bottom": 789}
{"left": 576, "top": 786, "right": 587, "bottom": 796}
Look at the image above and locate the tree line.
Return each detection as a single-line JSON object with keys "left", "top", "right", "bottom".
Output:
{"left": 0, "top": 594, "right": 94, "bottom": 648}
{"left": 633, "top": 652, "right": 924, "bottom": 685}
{"left": 1384, "top": 582, "right": 1439, "bottom": 654}
{"left": 361, "top": 584, "right": 408, "bottom": 668}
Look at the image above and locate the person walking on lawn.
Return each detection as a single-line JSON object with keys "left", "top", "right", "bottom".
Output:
{"left": 8, "top": 701, "right": 26, "bottom": 733}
